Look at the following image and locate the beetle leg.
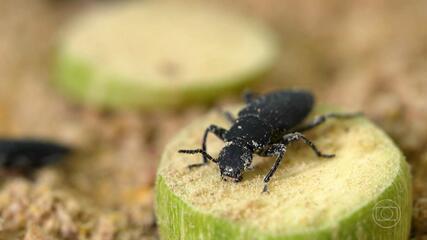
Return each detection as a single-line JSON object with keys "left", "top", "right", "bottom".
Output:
{"left": 222, "top": 111, "right": 236, "bottom": 124}
{"left": 260, "top": 143, "right": 287, "bottom": 193}
{"left": 293, "top": 112, "right": 362, "bottom": 132}
{"left": 201, "top": 125, "right": 227, "bottom": 160}
{"left": 178, "top": 149, "right": 218, "bottom": 169}
{"left": 178, "top": 124, "right": 227, "bottom": 169}
{"left": 282, "top": 132, "right": 335, "bottom": 158}
{"left": 262, "top": 132, "right": 335, "bottom": 193}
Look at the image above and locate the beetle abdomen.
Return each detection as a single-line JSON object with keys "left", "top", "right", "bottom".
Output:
{"left": 238, "top": 90, "right": 314, "bottom": 130}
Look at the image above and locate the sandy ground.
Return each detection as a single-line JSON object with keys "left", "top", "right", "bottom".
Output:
{"left": 0, "top": 0, "right": 426, "bottom": 239}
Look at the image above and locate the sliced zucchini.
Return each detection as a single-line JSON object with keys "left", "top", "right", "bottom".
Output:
{"left": 155, "top": 107, "right": 411, "bottom": 239}
{"left": 54, "top": 1, "right": 278, "bottom": 109}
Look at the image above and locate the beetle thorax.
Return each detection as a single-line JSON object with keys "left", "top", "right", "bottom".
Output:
{"left": 224, "top": 115, "right": 273, "bottom": 150}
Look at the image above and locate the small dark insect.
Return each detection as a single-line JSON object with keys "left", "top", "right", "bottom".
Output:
{"left": 0, "top": 138, "right": 71, "bottom": 174}
{"left": 179, "top": 89, "right": 361, "bottom": 192}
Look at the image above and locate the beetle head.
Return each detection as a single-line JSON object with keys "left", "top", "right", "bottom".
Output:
{"left": 218, "top": 142, "right": 252, "bottom": 182}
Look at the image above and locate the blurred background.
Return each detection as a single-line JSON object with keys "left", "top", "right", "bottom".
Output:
{"left": 0, "top": 0, "right": 426, "bottom": 239}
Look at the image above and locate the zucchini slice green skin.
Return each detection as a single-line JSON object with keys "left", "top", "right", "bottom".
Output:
{"left": 156, "top": 164, "right": 411, "bottom": 240}
{"left": 155, "top": 109, "right": 412, "bottom": 240}
{"left": 53, "top": 51, "right": 275, "bottom": 110}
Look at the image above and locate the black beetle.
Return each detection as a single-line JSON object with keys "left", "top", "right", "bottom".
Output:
{"left": 0, "top": 138, "right": 71, "bottom": 174}
{"left": 179, "top": 89, "right": 361, "bottom": 192}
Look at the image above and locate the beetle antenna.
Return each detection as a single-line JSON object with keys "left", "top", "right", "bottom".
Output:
{"left": 178, "top": 149, "right": 218, "bottom": 163}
